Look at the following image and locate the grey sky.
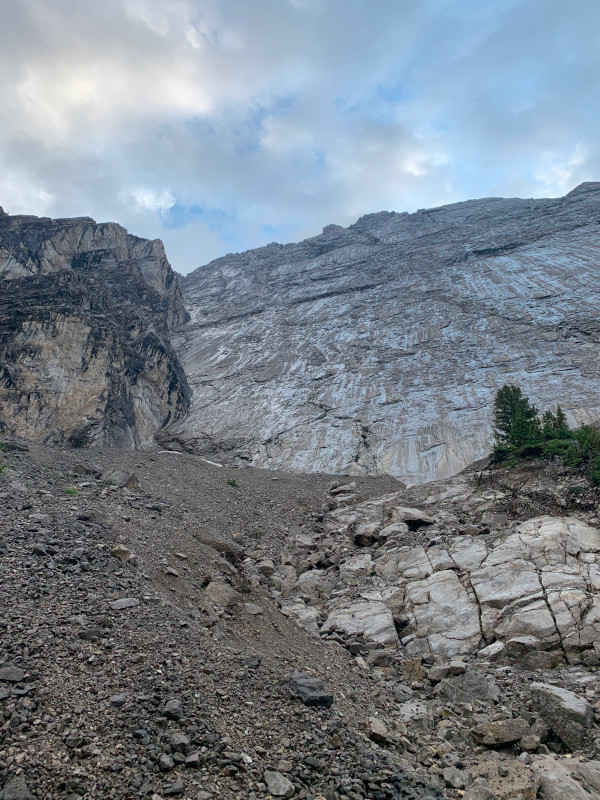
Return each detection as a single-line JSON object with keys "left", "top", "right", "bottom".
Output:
{"left": 0, "top": 0, "right": 598, "bottom": 273}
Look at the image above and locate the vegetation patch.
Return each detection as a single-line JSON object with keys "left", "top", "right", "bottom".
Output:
{"left": 493, "top": 383, "right": 600, "bottom": 485}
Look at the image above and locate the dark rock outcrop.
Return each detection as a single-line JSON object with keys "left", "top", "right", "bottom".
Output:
{"left": 0, "top": 211, "right": 190, "bottom": 448}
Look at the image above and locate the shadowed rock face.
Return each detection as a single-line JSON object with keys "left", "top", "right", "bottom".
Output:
{"left": 167, "top": 182, "right": 600, "bottom": 484}
{"left": 0, "top": 210, "right": 190, "bottom": 448}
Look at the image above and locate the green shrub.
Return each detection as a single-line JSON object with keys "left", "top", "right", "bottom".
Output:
{"left": 226, "top": 478, "right": 238, "bottom": 487}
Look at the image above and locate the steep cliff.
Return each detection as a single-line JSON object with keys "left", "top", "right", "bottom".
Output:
{"left": 0, "top": 209, "right": 190, "bottom": 448}
{"left": 166, "top": 183, "right": 600, "bottom": 483}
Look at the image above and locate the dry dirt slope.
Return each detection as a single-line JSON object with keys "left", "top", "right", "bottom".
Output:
{"left": 2, "top": 440, "right": 600, "bottom": 800}
{"left": 0, "top": 441, "right": 437, "bottom": 800}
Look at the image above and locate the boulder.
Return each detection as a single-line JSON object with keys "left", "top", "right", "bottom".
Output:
{"left": 321, "top": 600, "right": 398, "bottom": 647}
{"left": 264, "top": 770, "right": 294, "bottom": 797}
{"left": 471, "top": 717, "right": 530, "bottom": 746}
{"left": 531, "top": 683, "right": 593, "bottom": 750}
{"left": 436, "top": 670, "right": 500, "bottom": 704}
{"left": 533, "top": 756, "right": 600, "bottom": 800}
{"left": 0, "top": 775, "right": 32, "bottom": 800}
{"left": 101, "top": 469, "right": 139, "bottom": 490}
{"left": 391, "top": 506, "right": 435, "bottom": 529}
{"left": 289, "top": 672, "right": 333, "bottom": 707}
{"left": 204, "top": 581, "right": 241, "bottom": 608}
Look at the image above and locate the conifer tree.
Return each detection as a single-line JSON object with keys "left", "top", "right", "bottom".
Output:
{"left": 493, "top": 384, "right": 539, "bottom": 449}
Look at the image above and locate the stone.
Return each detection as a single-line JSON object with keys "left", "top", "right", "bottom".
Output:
{"left": 477, "top": 641, "right": 506, "bottom": 661}
{"left": 366, "top": 649, "right": 395, "bottom": 667}
{"left": 462, "top": 784, "right": 498, "bottom": 800}
{"left": 101, "top": 470, "right": 139, "bottom": 490}
{"left": 0, "top": 666, "right": 25, "bottom": 683}
{"left": 353, "top": 523, "right": 380, "bottom": 547}
{"left": 159, "top": 754, "right": 175, "bottom": 771}
{"left": 402, "top": 569, "right": 482, "bottom": 657}
{"left": 443, "top": 767, "right": 466, "bottom": 789}
{"left": 244, "top": 602, "right": 263, "bottom": 615}
{"left": 531, "top": 682, "right": 593, "bottom": 750}
{"left": 392, "top": 507, "right": 436, "bottom": 529}
{"left": 436, "top": 671, "right": 500, "bottom": 704}
{"left": 428, "top": 660, "right": 466, "bottom": 682}
{"left": 110, "top": 597, "right": 139, "bottom": 610}
{"left": 289, "top": 672, "right": 333, "bottom": 707}
{"left": 367, "top": 716, "right": 392, "bottom": 745}
{"left": 264, "top": 770, "right": 294, "bottom": 797}
{"left": 533, "top": 756, "right": 600, "bottom": 800}
{"left": 471, "top": 718, "right": 530, "bottom": 746}
{"left": 339, "top": 553, "right": 372, "bottom": 583}
{"left": 204, "top": 581, "right": 240, "bottom": 607}
{"left": 163, "top": 778, "right": 185, "bottom": 796}
{"left": 520, "top": 734, "right": 541, "bottom": 752}
{"left": 321, "top": 600, "right": 399, "bottom": 647}
{"left": 109, "top": 693, "right": 127, "bottom": 707}
{"left": 279, "top": 600, "right": 320, "bottom": 636}
{"left": 110, "top": 544, "right": 130, "bottom": 563}
{"left": 164, "top": 698, "right": 183, "bottom": 720}
{"left": 0, "top": 775, "right": 32, "bottom": 800}
{"left": 331, "top": 482, "right": 356, "bottom": 495}
{"left": 256, "top": 559, "right": 276, "bottom": 576}
{"left": 166, "top": 730, "right": 190, "bottom": 754}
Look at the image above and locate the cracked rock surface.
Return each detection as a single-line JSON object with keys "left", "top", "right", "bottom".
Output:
{"left": 264, "top": 478, "right": 600, "bottom": 667}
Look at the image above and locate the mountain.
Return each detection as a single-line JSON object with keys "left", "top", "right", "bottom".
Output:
{"left": 0, "top": 209, "right": 190, "bottom": 448}
{"left": 166, "top": 182, "right": 600, "bottom": 484}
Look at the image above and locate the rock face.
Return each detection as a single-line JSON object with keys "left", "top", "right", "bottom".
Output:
{"left": 0, "top": 209, "right": 190, "bottom": 448}
{"left": 170, "top": 182, "right": 600, "bottom": 483}
{"left": 265, "top": 475, "right": 600, "bottom": 665}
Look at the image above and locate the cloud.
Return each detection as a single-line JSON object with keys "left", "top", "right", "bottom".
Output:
{"left": 0, "top": 0, "right": 598, "bottom": 273}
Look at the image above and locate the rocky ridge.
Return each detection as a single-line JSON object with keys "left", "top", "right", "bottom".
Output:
{"left": 168, "top": 182, "right": 600, "bottom": 484}
{"left": 0, "top": 209, "right": 190, "bottom": 449}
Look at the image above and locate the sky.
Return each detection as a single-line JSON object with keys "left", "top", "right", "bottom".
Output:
{"left": 0, "top": 0, "right": 599, "bottom": 274}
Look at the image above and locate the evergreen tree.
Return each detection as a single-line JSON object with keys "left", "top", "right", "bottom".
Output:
{"left": 493, "top": 384, "right": 539, "bottom": 449}
{"left": 542, "top": 405, "right": 570, "bottom": 439}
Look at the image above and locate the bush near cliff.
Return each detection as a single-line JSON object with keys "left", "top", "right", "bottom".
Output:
{"left": 493, "top": 383, "right": 600, "bottom": 485}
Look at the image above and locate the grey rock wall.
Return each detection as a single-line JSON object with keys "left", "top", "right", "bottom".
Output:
{"left": 0, "top": 210, "right": 190, "bottom": 448}
{"left": 168, "top": 183, "right": 600, "bottom": 483}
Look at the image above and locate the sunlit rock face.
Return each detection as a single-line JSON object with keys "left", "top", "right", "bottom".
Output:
{"left": 0, "top": 209, "right": 190, "bottom": 448}
{"left": 168, "top": 183, "right": 600, "bottom": 483}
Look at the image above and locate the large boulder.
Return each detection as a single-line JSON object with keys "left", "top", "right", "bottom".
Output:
{"left": 531, "top": 683, "right": 594, "bottom": 750}
{"left": 321, "top": 600, "right": 398, "bottom": 647}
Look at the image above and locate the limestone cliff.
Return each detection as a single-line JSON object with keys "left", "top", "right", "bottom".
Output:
{"left": 0, "top": 209, "right": 190, "bottom": 448}
{"left": 166, "top": 183, "right": 600, "bottom": 483}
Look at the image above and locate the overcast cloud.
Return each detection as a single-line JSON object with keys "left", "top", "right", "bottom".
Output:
{"left": 0, "top": 0, "right": 598, "bottom": 273}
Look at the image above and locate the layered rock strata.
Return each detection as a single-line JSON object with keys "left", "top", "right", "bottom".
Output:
{"left": 171, "top": 183, "right": 600, "bottom": 483}
{"left": 0, "top": 208, "right": 190, "bottom": 448}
